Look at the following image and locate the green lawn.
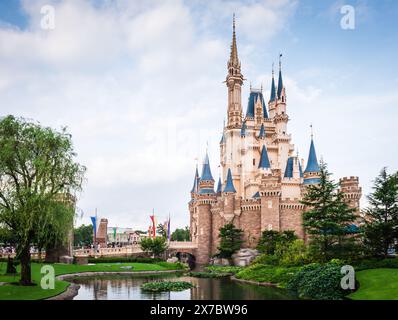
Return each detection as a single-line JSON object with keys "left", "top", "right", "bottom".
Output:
{"left": 0, "top": 261, "right": 182, "bottom": 300}
{"left": 348, "top": 268, "right": 398, "bottom": 300}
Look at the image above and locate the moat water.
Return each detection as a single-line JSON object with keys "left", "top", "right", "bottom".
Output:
{"left": 71, "top": 273, "right": 295, "bottom": 300}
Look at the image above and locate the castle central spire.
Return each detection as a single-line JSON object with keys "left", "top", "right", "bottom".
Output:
{"left": 226, "top": 14, "right": 244, "bottom": 128}
{"left": 229, "top": 14, "right": 239, "bottom": 67}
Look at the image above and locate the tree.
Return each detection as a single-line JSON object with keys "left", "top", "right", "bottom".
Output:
{"left": 301, "top": 162, "right": 358, "bottom": 261}
{"left": 74, "top": 224, "right": 93, "bottom": 247}
{"left": 257, "top": 230, "right": 297, "bottom": 255}
{"left": 0, "top": 116, "right": 85, "bottom": 285}
{"left": 140, "top": 237, "right": 168, "bottom": 257}
{"left": 362, "top": 168, "right": 398, "bottom": 257}
{"left": 157, "top": 223, "right": 167, "bottom": 239}
{"left": 171, "top": 227, "right": 190, "bottom": 241}
{"left": 217, "top": 223, "right": 243, "bottom": 258}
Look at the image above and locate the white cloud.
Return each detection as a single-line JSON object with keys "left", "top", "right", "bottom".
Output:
{"left": 0, "top": 0, "right": 304, "bottom": 230}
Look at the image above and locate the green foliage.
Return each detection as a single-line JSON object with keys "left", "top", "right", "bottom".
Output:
{"left": 139, "top": 236, "right": 168, "bottom": 257}
{"left": 286, "top": 260, "right": 346, "bottom": 300}
{"left": 362, "top": 168, "right": 398, "bottom": 257}
{"left": 235, "top": 264, "right": 300, "bottom": 287}
{"left": 204, "top": 265, "right": 243, "bottom": 274}
{"left": 301, "top": 162, "right": 359, "bottom": 262}
{"left": 0, "top": 116, "right": 86, "bottom": 285}
{"left": 275, "top": 239, "right": 310, "bottom": 266}
{"left": 74, "top": 224, "right": 93, "bottom": 247}
{"left": 141, "top": 281, "right": 194, "bottom": 292}
{"left": 217, "top": 223, "right": 243, "bottom": 258}
{"left": 156, "top": 223, "right": 167, "bottom": 239}
{"left": 257, "top": 230, "right": 297, "bottom": 255}
{"left": 171, "top": 226, "right": 190, "bottom": 241}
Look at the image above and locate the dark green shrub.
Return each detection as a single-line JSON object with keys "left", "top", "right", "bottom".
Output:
{"left": 286, "top": 260, "right": 346, "bottom": 300}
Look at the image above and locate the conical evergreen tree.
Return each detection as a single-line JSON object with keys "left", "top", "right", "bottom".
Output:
{"left": 301, "top": 161, "right": 358, "bottom": 261}
{"left": 217, "top": 223, "right": 243, "bottom": 258}
{"left": 362, "top": 168, "right": 398, "bottom": 257}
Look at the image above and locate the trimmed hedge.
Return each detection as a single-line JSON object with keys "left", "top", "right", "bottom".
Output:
{"left": 204, "top": 266, "right": 243, "bottom": 274}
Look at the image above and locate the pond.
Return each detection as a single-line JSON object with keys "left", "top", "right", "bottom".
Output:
{"left": 71, "top": 273, "right": 295, "bottom": 300}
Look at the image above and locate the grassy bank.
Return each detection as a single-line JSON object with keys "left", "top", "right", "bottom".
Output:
{"left": 0, "top": 261, "right": 184, "bottom": 300}
{"left": 348, "top": 268, "right": 398, "bottom": 300}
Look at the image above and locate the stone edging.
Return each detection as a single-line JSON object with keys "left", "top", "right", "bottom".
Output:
{"left": 230, "top": 275, "right": 277, "bottom": 287}
{"left": 46, "top": 270, "right": 183, "bottom": 300}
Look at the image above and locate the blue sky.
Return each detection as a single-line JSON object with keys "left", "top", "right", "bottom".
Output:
{"left": 0, "top": 0, "right": 397, "bottom": 230}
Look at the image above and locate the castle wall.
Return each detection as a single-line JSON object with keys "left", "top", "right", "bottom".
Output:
{"left": 280, "top": 202, "right": 305, "bottom": 239}
{"left": 239, "top": 208, "right": 261, "bottom": 248}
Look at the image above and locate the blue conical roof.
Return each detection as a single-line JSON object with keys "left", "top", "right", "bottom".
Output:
{"left": 277, "top": 69, "right": 283, "bottom": 99}
{"left": 253, "top": 191, "right": 260, "bottom": 199}
{"left": 240, "top": 121, "right": 247, "bottom": 137}
{"left": 258, "top": 123, "right": 265, "bottom": 139}
{"left": 304, "top": 139, "right": 320, "bottom": 173}
{"left": 269, "top": 75, "right": 276, "bottom": 102}
{"left": 190, "top": 166, "right": 200, "bottom": 193}
{"left": 216, "top": 177, "right": 222, "bottom": 193}
{"left": 258, "top": 145, "right": 271, "bottom": 169}
{"left": 223, "top": 168, "right": 236, "bottom": 193}
{"left": 200, "top": 152, "right": 214, "bottom": 181}
{"left": 284, "top": 157, "right": 294, "bottom": 178}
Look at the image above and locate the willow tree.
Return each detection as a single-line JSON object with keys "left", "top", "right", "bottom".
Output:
{"left": 0, "top": 116, "right": 85, "bottom": 285}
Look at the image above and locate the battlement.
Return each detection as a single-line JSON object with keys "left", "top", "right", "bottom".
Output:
{"left": 340, "top": 176, "right": 359, "bottom": 183}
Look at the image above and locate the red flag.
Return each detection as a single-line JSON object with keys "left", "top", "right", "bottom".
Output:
{"left": 150, "top": 215, "right": 156, "bottom": 238}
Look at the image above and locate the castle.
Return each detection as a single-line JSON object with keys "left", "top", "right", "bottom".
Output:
{"left": 188, "top": 19, "right": 362, "bottom": 265}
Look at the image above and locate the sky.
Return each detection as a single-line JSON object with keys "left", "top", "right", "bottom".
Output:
{"left": 0, "top": 0, "right": 397, "bottom": 231}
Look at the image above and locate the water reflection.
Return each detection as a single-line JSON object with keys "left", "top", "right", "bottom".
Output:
{"left": 72, "top": 274, "right": 294, "bottom": 300}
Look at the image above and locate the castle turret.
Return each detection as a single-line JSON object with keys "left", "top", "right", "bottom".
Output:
{"left": 226, "top": 15, "right": 244, "bottom": 128}
{"left": 339, "top": 176, "right": 362, "bottom": 214}
{"left": 195, "top": 152, "right": 217, "bottom": 265}
{"left": 303, "top": 137, "right": 321, "bottom": 185}
{"left": 198, "top": 152, "right": 215, "bottom": 194}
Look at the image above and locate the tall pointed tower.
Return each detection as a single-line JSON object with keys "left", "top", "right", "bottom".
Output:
{"left": 226, "top": 14, "right": 244, "bottom": 128}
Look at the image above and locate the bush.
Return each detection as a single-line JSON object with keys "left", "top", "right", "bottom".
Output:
{"left": 141, "top": 281, "right": 194, "bottom": 292}
{"left": 252, "top": 254, "right": 280, "bottom": 266}
{"left": 257, "top": 230, "right": 297, "bottom": 255}
{"left": 276, "top": 239, "right": 311, "bottom": 266}
{"left": 286, "top": 260, "right": 346, "bottom": 300}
